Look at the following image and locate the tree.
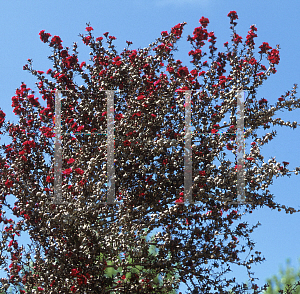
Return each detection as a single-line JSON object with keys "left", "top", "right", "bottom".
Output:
{"left": 0, "top": 10, "right": 300, "bottom": 293}
{"left": 262, "top": 258, "right": 300, "bottom": 294}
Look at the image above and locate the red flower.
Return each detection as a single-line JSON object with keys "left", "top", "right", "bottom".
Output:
{"left": 137, "top": 94, "right": 145, "bottom": 101}
{"left": 5, "top": 179, "right": 13, "bottom": 189}
{"left": 83, "top": 36, "right": 92, "bottom": 45}
{"left": 190, "top": 69, "right": 198, "bottom": 77}
{"left": 62, "top": 168, "right": 72, "bottom": 175}
{"left": 39, "top": 30, "right": 51, "bottom": 43}
{"left": 161, "top": 31, "right": 168, "bottom": 36}
{"left": 199, "top": 16, "right": 209, "bottom": 28}
{"left": 123, "top": 140, "right": 131, "bottom": 147}
{"left": 268, "top": 49, "right": 280, "bottom": 65}
{"left": 171, "top": 23, "right": 184, "bottom": 39}
{"left": 67, "top": 158, "right": 75, "bottom": 164}
{"left": 75, "top": 168, "right": 84, "bottom": 175}
{"left": 96, "top": 37, "right": 103, "bottom": 42}
{"left": 199, "top": 171, "right": 206, "bottom": 176}
{"left": 258, "top": 42, "right": 272, "bottom": 54}
{"left": 233, "top": 33, "right": 242, "bottom": 44}
{"left": 227, "top": 11, "right": 238, "bottom": 20}
{"left": 46, "top": 176, "right": 53, "bottom": 183}
{"left": 175, "top": 196, "right": 184, "bottom": 204}
{"left": 49, "top": 35, "right": 63, "bottom": 49}
{"left": 115, "top": 113, "right": 124, "bottom": 120}
{"left": 86, "top": 26, "right": 93, "bottom": 32}
{"left": 151, "top": 114, "right": 157, "bottom": 118}
{"left": 177, "top": 66, "right": 189, "bottom": 77}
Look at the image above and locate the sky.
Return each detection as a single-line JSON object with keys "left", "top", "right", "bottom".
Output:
{"left": 1, "top": 0, "right": 300, "bottom": 293}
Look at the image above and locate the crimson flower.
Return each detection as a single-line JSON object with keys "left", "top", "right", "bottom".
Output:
{"left": 115, "top": 113, "right": 124, "bottom": 121}
{"left": 83, "top": 36, "right": 92, "bottom": 45}
{"left": 85, "top": 26, "right": 93, "bottom": 32}
{"left": 258, "top": 42, "right": 272, "bottom": 54}
{"left": 233, "top": 33, "right": 242, "bottom": 44}
{"left": 175, "top": 197, "right": 184, "bottom": 204}
{"left": 75, "top": 168, "right": 84, "bottom": 175}
{"left": 39, "top": 30, "right": 51, "bottom": 43}
{"left": 123, "top": 140, "right": 131, "bottom": 147}
{"left": 62, "top": 168, "right": 72, "bottom": 175}
{"left": 268, "top": 49, "right": 280, "bottom": 65}
{"left": 49, "top": 35, "right": 63, "bottom": 49}
{"left": 177, "top": 66, "right": 189, "bottom": 77}
{"left": 67, "top": 158, "right": 75, "bottom": 164}
{"left": 227, "top": 11, "right": 238, "bottom": 20}
{"left": 171, "top": 23, "right": 184, "bottom": 39}
{"left": 199, "top": 16, "right": 209, "bottom": 28}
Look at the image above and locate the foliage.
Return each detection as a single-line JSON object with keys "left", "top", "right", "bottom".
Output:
{"left": 263, "top": 258, "right": 300, "bottom": 294}
{"left": 0, "top": 10, "right": 299, "bottom": 293}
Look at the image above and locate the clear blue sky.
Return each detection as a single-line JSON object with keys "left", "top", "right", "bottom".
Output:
{"left": 1, "top": 0, "right": 300, "bottom": 293}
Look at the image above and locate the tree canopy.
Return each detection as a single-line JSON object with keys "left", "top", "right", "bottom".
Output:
{"left": 0, "top": 11, "right": 299, "bottom": 293}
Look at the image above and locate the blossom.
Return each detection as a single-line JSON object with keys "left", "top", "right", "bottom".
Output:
{"left": 227, "top": 11, "right": 238, "bottom": 20}
{"left": 268, "top": 49, "right": 280, "bottom": 65}
{"left": 86, "top": 26, "right": 93, "bottom": 32}
{"left": 0, "top": 109, "right": 6, "bottom": 127}
{"left": 175, "top": 196, "right": 184, "bottom": 204}
{"left": 258, "top": 42, "right": 272, "bottom": 54}
{"left": 49, "top": 35, "right": 63, "bottom": 49}
{"left": 83, "top": 36, "right": 92, "bottom": 45}
{"left": 177, "top": 66, "right": 189, "bottom": 77}
{"left": 199, "top": 16, "right": 209, "bottom": 28}
{"left": 115, "top": 113, "right": 124, "bottom": 120}
{"left": 190, "top": 69, "right": 198, "bottom": 77}
{"left": 171, "top": 23, "right": 184, "bottom": 39}
{"left": 75, "top": 168, "right": 84, "bottom": 175}
{"left": 39, "top": 30, "right": 51, "bottom": 43}
{"left": 233, "top": 33, "right": 242, "bottom": 44}
{"left": 123, "top": 140, "right": 131, "bottom": 147}
{"left": 62, "top": 168, "right": 72, "bottom": 175}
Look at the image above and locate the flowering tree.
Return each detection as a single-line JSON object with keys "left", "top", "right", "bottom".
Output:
{"left": 0, "top": 10, "right": 300, "bottom": 293}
